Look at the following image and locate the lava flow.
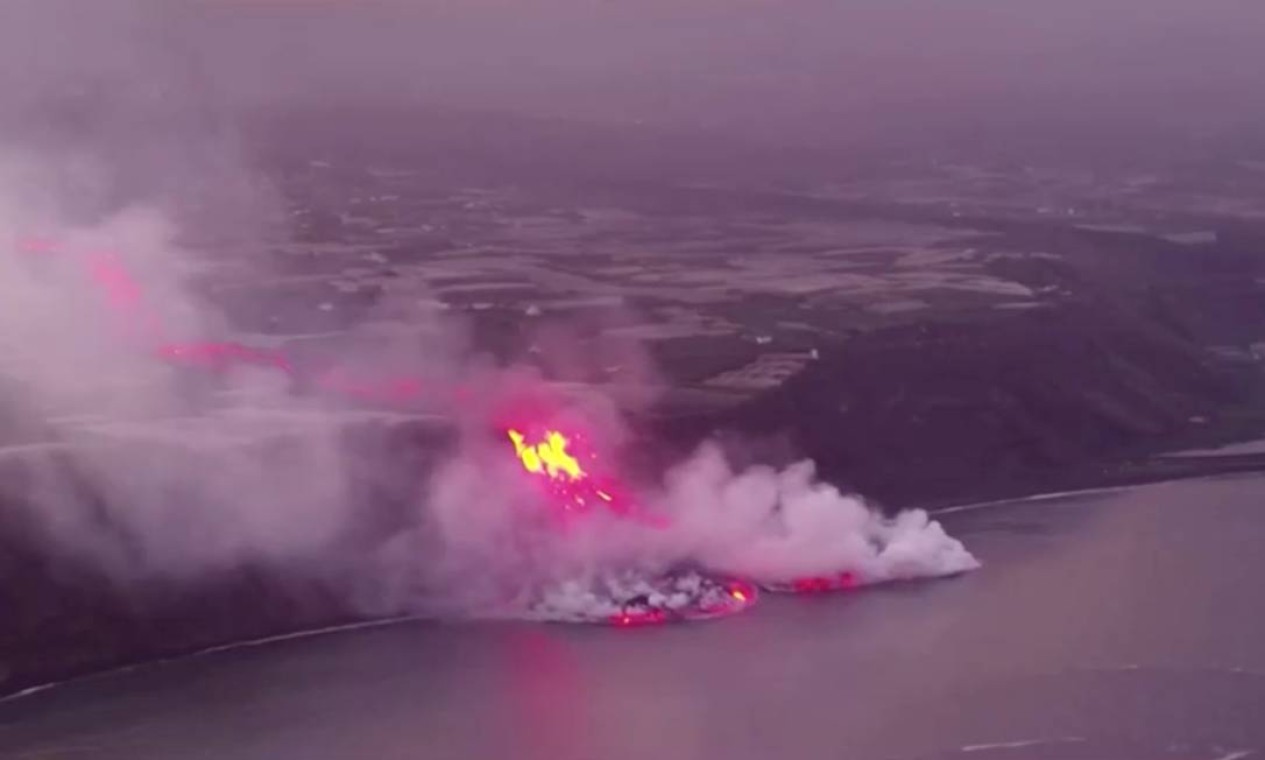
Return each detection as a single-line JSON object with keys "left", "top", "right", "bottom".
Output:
{"left": 505, "top": 426, "right": 757, "bottom": 624}
{"left": 506, "top": 428, "right": 618, "bottom": 515}
{"left": 16, "top": 236, "right": 436, "bottom": 406}
{"left": 503, "top": 427, "right": 667, "bottom": 527}
{"left": 14, "top": 235, "right": 941, "bottom": 628}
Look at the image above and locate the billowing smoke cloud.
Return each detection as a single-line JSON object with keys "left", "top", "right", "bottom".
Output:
{"left": 412, "top": 432, "right": 978, "bottom": 620}
{"left": 0, "top": 0, "right": 366, "bottom": 585}
{"left": 659, "top": 446, "right": 978, "bottom": 585}
{"left": 0, "top": 192, "right": 347, "bottom": 578}
{"left": 0, "top": 0, "right": 977, "bottom": 642}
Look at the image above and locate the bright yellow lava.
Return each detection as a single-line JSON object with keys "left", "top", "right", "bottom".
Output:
{"left": 507, "top": 429, "right": 585, "bottom": 480}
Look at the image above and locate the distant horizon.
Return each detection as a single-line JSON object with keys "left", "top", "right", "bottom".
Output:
{"left": 4, "top": 0, "right": 1265, "bottom": 155}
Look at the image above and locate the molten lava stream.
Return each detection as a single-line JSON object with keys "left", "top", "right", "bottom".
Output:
{"left": 504, "top": 428, "right": 761, "bottom": 625}
{"left": 767, "top": 572, "right": 859, "bottom": 595}
{"left": 506, "top": 427, "right": 634, "bottom": 518}
{"left": 604, "top": 580, "right": 759, "bottom": 627}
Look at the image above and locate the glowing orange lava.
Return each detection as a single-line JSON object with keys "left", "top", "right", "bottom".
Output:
{"left": 508, "top": 429, "right": 585, "bottom": 480}
{"left": 505, "top": 427, "right": 639, "bottom": 517}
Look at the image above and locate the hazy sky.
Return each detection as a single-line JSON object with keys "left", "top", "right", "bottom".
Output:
{"left": 5, "top": 1, "right": 1265, "bottom": 146}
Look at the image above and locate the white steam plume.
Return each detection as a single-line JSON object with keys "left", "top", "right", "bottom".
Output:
{"left": 658, "top": 445, "right": 979, "bottom": 585}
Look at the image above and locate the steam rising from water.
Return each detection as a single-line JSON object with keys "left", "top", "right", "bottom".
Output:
{"left": 662, "top": 446, "right": 979, "bottom": 585}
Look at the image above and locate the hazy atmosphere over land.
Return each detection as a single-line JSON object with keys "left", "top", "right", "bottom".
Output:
{"left": 6, "top": 2, "right": 1265, "bottom": 759}
{"left": 5, "top": 0, "right": 1265, "bottom": 147}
